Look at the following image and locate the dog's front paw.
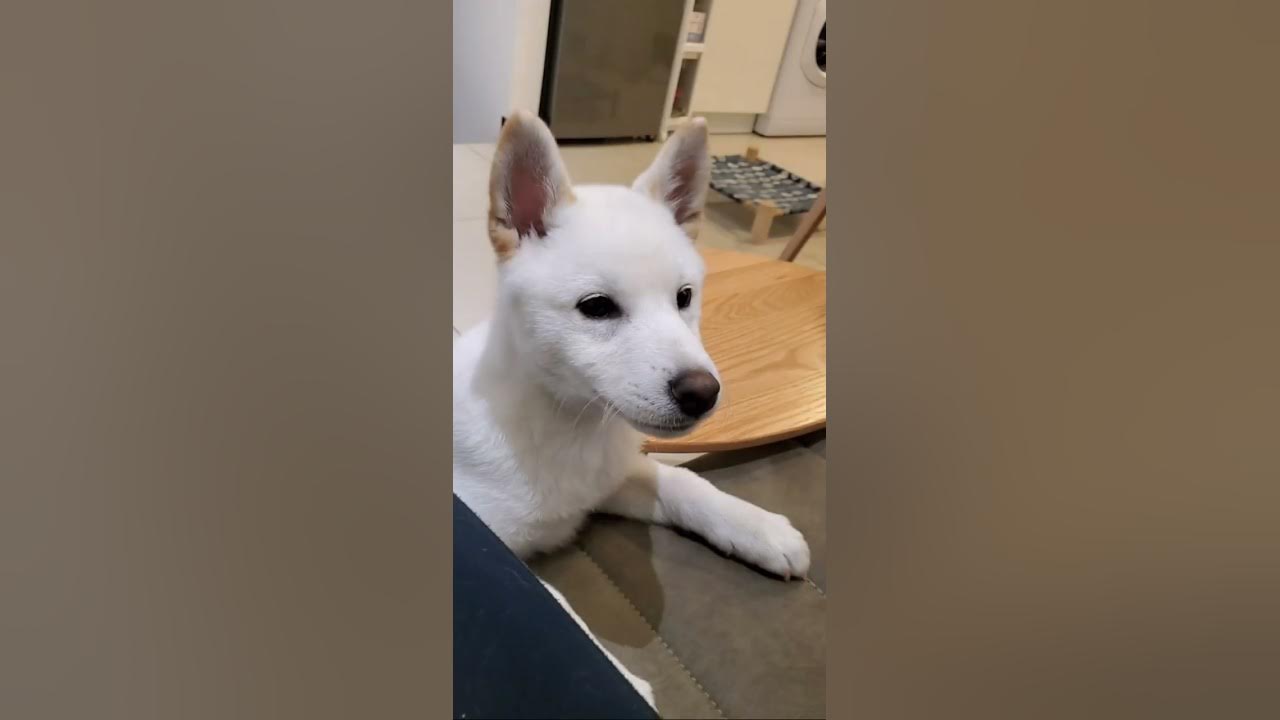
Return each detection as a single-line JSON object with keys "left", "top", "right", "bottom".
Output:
{"left": 712, "top": 505, "right": 811, "bottom": 581}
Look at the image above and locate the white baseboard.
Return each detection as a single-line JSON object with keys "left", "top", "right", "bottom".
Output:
{"left": 697, "top": 112, "right": 759, "bottom": 135}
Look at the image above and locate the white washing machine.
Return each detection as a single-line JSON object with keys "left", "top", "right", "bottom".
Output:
{"left": 754, "top": 0, "right": 826, "bottom": 137}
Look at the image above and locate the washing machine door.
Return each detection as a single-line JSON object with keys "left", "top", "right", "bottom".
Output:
{"left": 800, "top": 0, "right": 826, "bottom": 88}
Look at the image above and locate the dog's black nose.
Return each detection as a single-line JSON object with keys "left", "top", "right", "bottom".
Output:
{"left": 669, "top": 369, "right": 720, "bottom": 418}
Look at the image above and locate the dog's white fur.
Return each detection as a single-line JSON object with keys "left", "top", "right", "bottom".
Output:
{"left": 453, "top": 111, "right": 811, "bottom": 707}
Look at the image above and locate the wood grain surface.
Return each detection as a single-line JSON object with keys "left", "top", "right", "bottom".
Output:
{"left": 644, "top": 247, "right": 827, "bottom": 453}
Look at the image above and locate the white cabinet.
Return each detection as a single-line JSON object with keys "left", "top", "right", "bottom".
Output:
{"left": 691, "top": 0, "right": 798, "bottom": 115}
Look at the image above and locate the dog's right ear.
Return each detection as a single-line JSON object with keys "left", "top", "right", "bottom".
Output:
{"left": 488, "top": 110, "right": 574, "bottom": 261}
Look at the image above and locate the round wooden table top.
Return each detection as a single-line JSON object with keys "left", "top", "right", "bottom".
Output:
{"left": 644, "top": 247, "right": 827, "bottom": 453}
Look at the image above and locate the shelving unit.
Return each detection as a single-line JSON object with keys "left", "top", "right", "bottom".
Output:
{"left": 659, "top": 0, "right": 713, "bottom": 139}
{"left": 682, "top": 42, "right": 706, "bottom": 60}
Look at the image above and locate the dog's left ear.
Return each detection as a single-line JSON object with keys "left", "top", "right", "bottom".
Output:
{"left": 633, "top": 118, "right": 710, "bottom": 239}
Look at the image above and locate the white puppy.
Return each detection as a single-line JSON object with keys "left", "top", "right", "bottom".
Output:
{"left": 453, "top": 111, "right": 811, "bottom": 705}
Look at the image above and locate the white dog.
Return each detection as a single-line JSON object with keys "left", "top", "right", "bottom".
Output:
{"left": 453, "top": 111, "right": 811, "bottom": 706}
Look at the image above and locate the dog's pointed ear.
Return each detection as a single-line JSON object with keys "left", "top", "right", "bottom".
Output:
{"left": 632, "top": 118, "right": 711, "bottom": 239}
{"left": 488, "top": 110, "right": 575, "bottom": 260}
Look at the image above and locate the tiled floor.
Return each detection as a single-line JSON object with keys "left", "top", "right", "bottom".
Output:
{"left": 453, "top": 134, "right": 826, "bottom": 335}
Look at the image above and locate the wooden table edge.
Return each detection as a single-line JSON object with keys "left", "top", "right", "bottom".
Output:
{"left": 643, "top": 418, "right": 827, "bottom": 454}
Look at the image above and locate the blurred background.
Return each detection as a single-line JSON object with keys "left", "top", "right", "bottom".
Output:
{"left": 453, "top": 0, "right": 827, "bottom": 333}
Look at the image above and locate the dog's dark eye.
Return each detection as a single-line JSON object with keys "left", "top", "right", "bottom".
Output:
{"left": 676, "top": 286, "right": 693, "bottom": 310}
{"left": 577, "top": 294, "right": 621, "bottom": 319}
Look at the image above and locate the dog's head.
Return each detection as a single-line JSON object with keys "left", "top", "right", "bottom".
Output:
{"left": 487, "top": 110, "right": 719, "bottom": 437}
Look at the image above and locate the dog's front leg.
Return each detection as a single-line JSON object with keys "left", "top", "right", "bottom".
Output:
{"left": 601, "top": 457, "right": 811, "bottom": 580}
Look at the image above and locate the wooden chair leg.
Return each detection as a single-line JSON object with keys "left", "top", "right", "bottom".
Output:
{"left": 750, "top": 201, "right": 783, "bottom": 244}
{"left": 779, "top": 189, "right": 827, "bottom": 262}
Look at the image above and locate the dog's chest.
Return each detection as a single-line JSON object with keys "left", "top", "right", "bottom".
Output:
{"left": 524, "top": 429, "right": 630, "bottom": 508}
{"left": 454, "top": 390, "right": 637, "bottom": 524}
{"left": 453, "top": 323, "right": 643, "bottom": 554}
{"left": 454, "top": 418, "right": 636, "bottom": 557}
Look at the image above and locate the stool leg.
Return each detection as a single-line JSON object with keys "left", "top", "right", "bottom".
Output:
{"left": 780, "top": 189, "right": 827, "bottom": 262}
{"left": 750, "top": 201, "right": 782, "bottom": 244}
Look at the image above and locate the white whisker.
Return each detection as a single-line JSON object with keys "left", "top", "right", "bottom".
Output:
{"left": 571, "top": 393, "right": 602, "bottom": 430}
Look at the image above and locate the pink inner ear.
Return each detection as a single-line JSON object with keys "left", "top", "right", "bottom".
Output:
{"left": 665, "top": 152, "right": 701, "bottom": 225}
{"left": 508, "top": 160, "right": 550, "bottom": 238}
